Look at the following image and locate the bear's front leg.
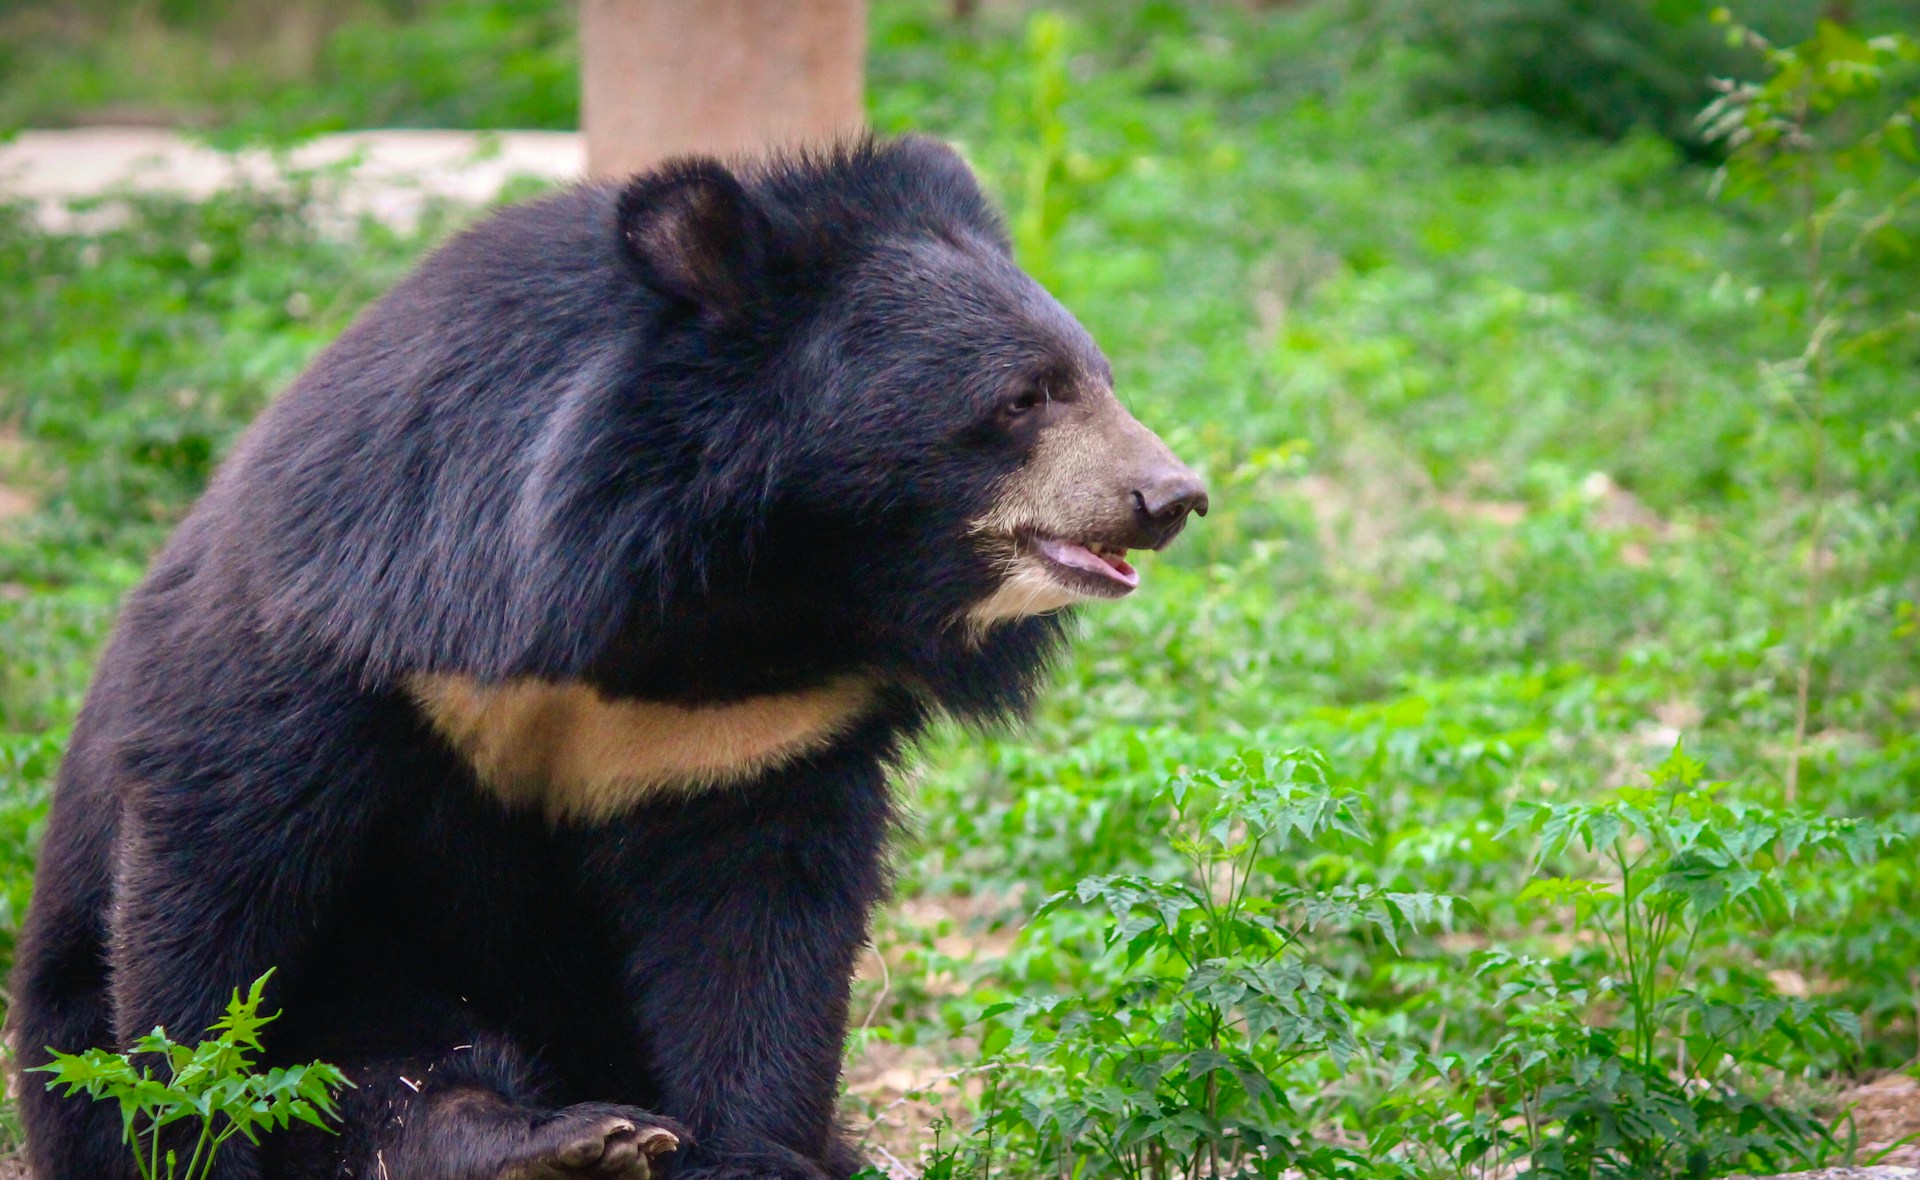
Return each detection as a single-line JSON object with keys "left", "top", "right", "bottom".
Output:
{"left": 583, "top": 742, "right": 898, "bottom": 1180}
{"left": 101, "top": 671, "right": 420, "bottom": 1178}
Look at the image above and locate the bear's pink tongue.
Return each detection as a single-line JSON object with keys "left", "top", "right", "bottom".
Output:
{"left": 1036, "top": 537, "right": 1140, "bottom": 590}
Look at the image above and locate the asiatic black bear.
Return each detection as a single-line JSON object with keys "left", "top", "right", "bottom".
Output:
{"left": 10, "top": 136, "right": 1207, "bottom": 1180}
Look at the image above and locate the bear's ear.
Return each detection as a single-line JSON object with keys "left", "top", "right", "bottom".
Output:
{"left": 889, "top": 134, "right": 981, "bottom": 190}
{"left": 618, "top": 160, "right": 770, "bottom": 319}
{"left": 884, "top": 135, "right": 1009, "bottom": 253}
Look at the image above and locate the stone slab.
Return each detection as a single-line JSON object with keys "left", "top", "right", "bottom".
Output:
{"left": 0, "top": 127, "right": 584, "bottom": 229}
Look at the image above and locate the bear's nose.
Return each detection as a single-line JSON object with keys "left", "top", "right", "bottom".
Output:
{"left": 1132, "top": 471, "right": 1210, "bottom": 548}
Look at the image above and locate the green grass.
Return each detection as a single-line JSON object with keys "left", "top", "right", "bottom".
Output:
{"left": 2, "top": 1, "right": 1917, "bottom": 1176}
{"left": 0, "top": 0, "right": 576, "bottom": 138}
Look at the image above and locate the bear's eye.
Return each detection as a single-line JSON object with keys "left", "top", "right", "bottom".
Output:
{"left": 1001, "top": 387, "right": 1047, "bottom": 422}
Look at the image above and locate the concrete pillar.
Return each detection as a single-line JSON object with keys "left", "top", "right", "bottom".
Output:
{"left": 581, "top": 0, "right": 869, "bottom": 180}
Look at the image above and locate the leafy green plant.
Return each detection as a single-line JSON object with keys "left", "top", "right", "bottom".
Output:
{"left": 31, "top": 971, "right": 351, "bottom": 1180}
{"left": 1003, "top": 11, "right": 1125, "bottom": 291}
{"left": 1382, "top": 742, "right": 1897, "bottom": 1179}
{"left": 1702, "top": 11, "right": 1920, "bottom": 801}
{"left": 973, "top": 751, "right": 1453, "bottom": 1180}
{"left": 1007, "top": 11, "right": 1076, "bottom": 288}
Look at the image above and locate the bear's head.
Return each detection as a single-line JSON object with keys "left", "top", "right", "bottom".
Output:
{"left": 611, "top": 137, "right": 1207, "bottom": 673}
{"left": 350, "top": 136, "right": 1216, "bottom": 809}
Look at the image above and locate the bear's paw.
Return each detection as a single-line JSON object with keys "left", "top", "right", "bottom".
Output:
{"left": 504, "top": 1104, "right": 686, "bottom": 1180}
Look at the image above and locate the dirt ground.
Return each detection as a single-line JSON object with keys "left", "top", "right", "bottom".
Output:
{"left": 1842, "top": 1073, "right": 1920, "bottom": 1169}
{"left": 0, "top": 126, "right": 582, "bottom": 230}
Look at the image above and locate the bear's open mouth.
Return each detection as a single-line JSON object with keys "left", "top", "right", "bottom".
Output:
{"left": 1027, "top": 534, "right": 1139, "bottom": 597}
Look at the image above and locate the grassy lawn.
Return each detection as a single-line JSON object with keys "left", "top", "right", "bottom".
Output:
{"left": 1, "top": 2, "right": 1916, "bottom": 1176}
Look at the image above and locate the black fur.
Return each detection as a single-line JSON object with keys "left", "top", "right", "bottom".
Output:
{"left": 10, "top": 136, "right": 1107, "bottom": 1179}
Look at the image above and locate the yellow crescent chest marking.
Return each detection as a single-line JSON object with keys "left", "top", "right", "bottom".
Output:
{"left": 409, "top": 674, "right": 876, "bottom": 822}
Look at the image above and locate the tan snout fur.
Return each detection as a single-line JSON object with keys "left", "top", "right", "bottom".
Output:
{"left": 411, "top": 674, "right": 875, "bottom": 821}
{"left": 967, "top": 385, "right": 1190, "bottom": 626}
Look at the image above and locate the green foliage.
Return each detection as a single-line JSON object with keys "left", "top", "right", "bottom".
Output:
{"left": 214, "top": 0, "right": 577, "bottom": 143}
{"left": 974, "top": 752, "right": 1436, "bottom": 1180}
{"left": 924, "top": 744, "right": 1898, "bottom": 1179}
{"left": 1704, "top": 12, "right": 1920, "bottom": 327}
{"left": 0, "top": 732, "right": 61, "bottom": 964}
{"left": 1006, "top": 12, "right": 1124, "bottom": 289}
{"left": 0, "top": 180, "right": 434, "bottom": 588}
{"left": 1444, "top": 742, "right": 1893, "bottom": 1177}
{"left": 1380, "top": 0, "right": 1920, "bottom": 155}
{"left": 1702, "top": 12, "right": 1920, "bottom": 801}
{"left": 0, "top": 0, "right": 575, "bottom": 136}
{"left": 1392, "top": 0, "right": 1761, "bottom": 154}
{"left": 31, "top": 971, "right": 351, "bottom": 1180}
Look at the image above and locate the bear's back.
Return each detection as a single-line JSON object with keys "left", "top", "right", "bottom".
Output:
{"left": 128, "top": 183, "right": 679, "bottom": 685}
